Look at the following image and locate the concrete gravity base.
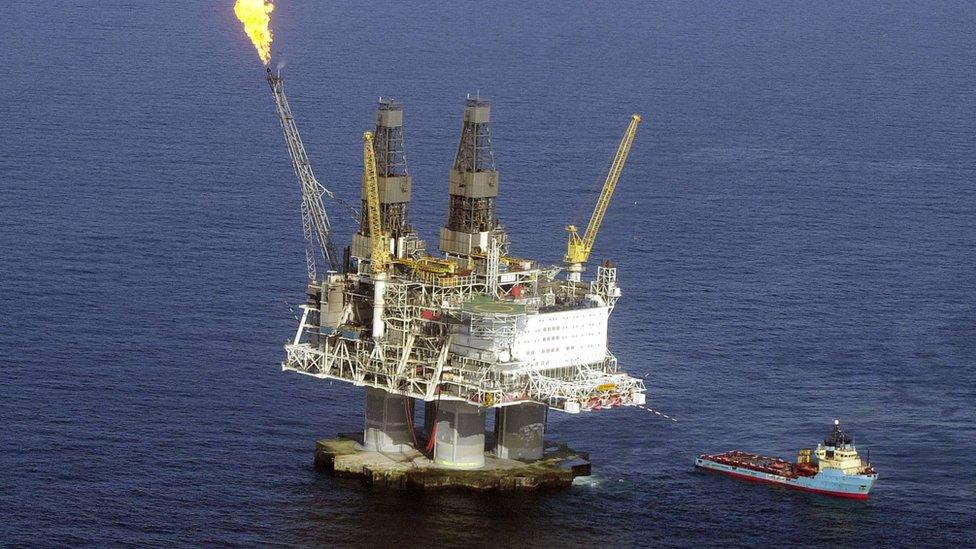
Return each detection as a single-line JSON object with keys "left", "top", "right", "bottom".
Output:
{"left": 314, "top": 433, "right": 591, "bottom": 491}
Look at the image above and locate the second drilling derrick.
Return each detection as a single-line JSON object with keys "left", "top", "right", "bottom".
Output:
{"left": 440, "top": 96, "right": 508, "bottom": 257}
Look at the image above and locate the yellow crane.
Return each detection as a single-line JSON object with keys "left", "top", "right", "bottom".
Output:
{"left": 363, "top": 131, "right": 391, "bottom": 338}
{"left": 564, "top": 114, "right": 641, "bottom": 282}
{"left": 362, "top": 131, "right": 391, "bottom": 272}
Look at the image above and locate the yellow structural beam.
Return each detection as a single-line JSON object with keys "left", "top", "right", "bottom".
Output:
{"left": 565, "top": 114, "right": 642, "bottom": 266}
{"left": 395, "top": 257, "right": 458, "bottom": 276}
{"left": 362, "top": 132, "right": 391, "bottom": 272}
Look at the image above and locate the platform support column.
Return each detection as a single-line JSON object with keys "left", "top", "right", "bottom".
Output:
{"left": 363, "top": 387, "right": 414, "bottom": 452}
{"left": 433, "top": 401, "right": 485, "bottom": 469}
{"left": 494, "top": 403, "right": 546, "bottom": 461}
{"left": 423, "top": 400, "right": 437, "bottom": 439}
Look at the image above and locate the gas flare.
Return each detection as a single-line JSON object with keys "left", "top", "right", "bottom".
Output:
{"left": 234, "top": 0, "right": 274, "bottom": 65}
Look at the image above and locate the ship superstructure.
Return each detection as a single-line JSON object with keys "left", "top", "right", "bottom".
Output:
{"left": 269, "top": 69, "right": 646, "bottom": 469}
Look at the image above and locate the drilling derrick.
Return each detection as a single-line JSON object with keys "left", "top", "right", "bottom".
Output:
{"left": 373, "top": 99, "right": 411, "bottom": 238}
{"left": 352, "top": 100, "right": 424, "bottom": 264}
{"left": 439, "top": 96, "right": 508, "bottom": 257}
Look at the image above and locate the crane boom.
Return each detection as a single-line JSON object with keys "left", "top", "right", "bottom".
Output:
{"left": 362, "top": 132, "right": 390, "bottom": 272}
{"left": 363, "top": 131, "right": 391, "bottom": 339}
{"left": 565, "top": 114, "right": 641, "bottom": 281}
{"left": 266, "top": 68, "right": 339, "bottom": 279}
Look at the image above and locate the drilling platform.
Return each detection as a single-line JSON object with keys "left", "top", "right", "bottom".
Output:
{"left": 267, "top": 69, "right": 646, "bottom": 488}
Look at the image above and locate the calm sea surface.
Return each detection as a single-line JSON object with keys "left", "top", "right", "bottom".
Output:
{"left": 2, "top": 1, "right": 975, "bottom": 546}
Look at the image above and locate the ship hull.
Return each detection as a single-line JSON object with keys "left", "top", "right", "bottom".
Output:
{"left": 696, "top": 456, "right": 876, "bottom": 500}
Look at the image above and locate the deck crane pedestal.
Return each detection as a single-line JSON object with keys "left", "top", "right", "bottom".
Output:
{"left": 564, "top": 114, "right": 642, "bottom": 282}
{"left": 267, "top": 68, "right": 339, "bottom": 280}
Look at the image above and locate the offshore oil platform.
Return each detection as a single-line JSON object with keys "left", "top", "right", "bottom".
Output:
{"left": 266, "top": 69, "right": 646, "bottom": 489}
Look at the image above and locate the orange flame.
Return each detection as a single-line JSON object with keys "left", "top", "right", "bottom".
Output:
{"left": 234, "top": 0, "right": 274, "bottom": 65}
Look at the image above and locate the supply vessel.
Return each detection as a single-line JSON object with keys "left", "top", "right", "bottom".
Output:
{"left": 696, "top": 420, "right": 878, "bottom": 499}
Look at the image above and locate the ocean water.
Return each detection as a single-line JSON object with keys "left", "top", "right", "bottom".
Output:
{"left": 2, "top": 1, "right": 974, "bottom": 546}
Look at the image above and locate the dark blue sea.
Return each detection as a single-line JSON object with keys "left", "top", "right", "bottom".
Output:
{"left": 2, "top": 1, "right": 974, "bottom": 546}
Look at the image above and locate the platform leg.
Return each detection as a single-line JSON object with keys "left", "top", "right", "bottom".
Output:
{"left": 423, "top": 400, "right": 437, "bottom": 440}
{"left": 433, "top": 401, "right": 485, "bottom": 469}
{"left": 494, "top": 403, "right": 546, "bottom": 461}
{"left": 363, "top": 387, "right": 414, "bottom": 452}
